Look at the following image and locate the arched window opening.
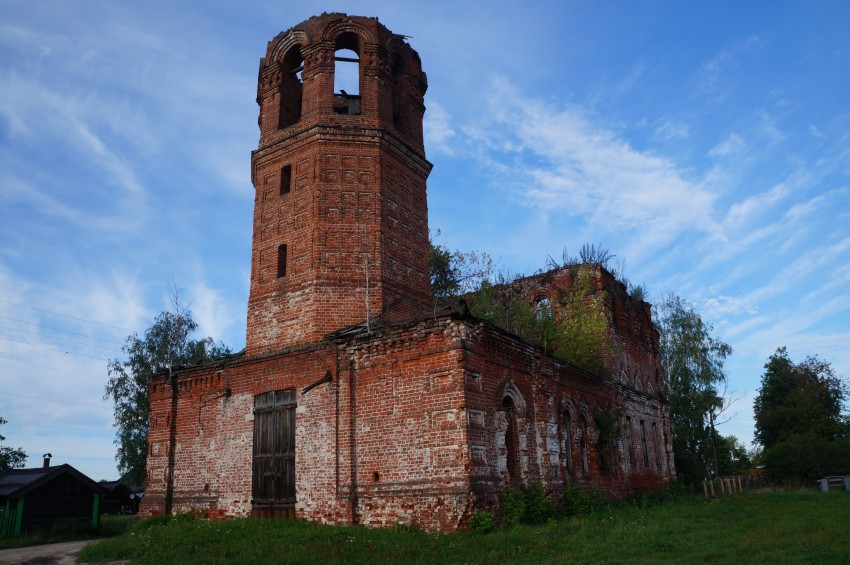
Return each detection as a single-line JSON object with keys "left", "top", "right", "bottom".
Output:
{"left": 391, "top": 55, "right": 406, "bottom": 132}
{"left": 640, "top": 420, "right": 649, "bottom": 468}
{"left": 334, "top": 33, "right": 360, "bottom": 115}
{"left": 502, "top": 396, "right": 520, "bottom": 485}
{"left": 534, "top": 297, "right": 551, "bottom": 322}
{"left": 563, "top": 411, "right": 573, "bottom": 475}
{"left": 580, "top": 415, "right": 589, "bottom": 475}
{"left": 652, "top": 422, "right": 661, "bottom": 470}
{"left": 279, "top": 47, "right": 303, "bottom": 129}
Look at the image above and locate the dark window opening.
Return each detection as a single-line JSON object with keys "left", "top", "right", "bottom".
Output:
{"left": 279, "top": 47, "right": 303, "bottom": 129}
{"left": 277, "top": 244, "right": 287, "bottom": 278}
{"left": 598, "top": 438, "right": 613, "bottom": 475}
{"left": 580, "top": 416, "right": 589, "bottom": 475}
{"left": 652, "top": 422, "right": 661, "bottom": 470}
{"left": 252, "top": 390, "right": 296, "bottom": 513}
{"left": 334, "top": 33, "right": 361, "bottom": 115}
{"left": 640, "top": 420, "right": 649, "bottom": 468}
{"left": 280, "top": 165, "right": 292, "bottom": 195}
{"left": 391, "top": 55, "right": 405, "bottom": 132}
{"left": 563, "top": 411, "right": 573, "bottom": 475}
{"left": 502, "top": 396, "right": 520, "bottom": 485}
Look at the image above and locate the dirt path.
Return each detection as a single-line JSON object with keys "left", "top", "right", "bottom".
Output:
{"left": 0, "top": 540, "right": 126, "bottom": 565}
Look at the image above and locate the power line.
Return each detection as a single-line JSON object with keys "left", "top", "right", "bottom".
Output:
{"left": 2, "top": 391, "right": 111, "bottom": 410}
{"left": 0, "top": 299, "right": 135, "bottom": 332}
{"left": 0, "top": 315, "right": 126, "bottom": 345}
{"left": 0, "top": 325, "right": 123, "bottom": 353}
{"left": 0, "top": 335, "right": 110, "bottom": 361}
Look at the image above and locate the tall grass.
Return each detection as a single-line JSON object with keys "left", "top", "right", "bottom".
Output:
{"left": 78, "top": 491, "right": 850, "bottom": 564}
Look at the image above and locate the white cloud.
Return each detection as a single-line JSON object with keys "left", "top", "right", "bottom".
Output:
{"left": 708, "top": 133, "right": 746, "bottom": 158}
{"left": 724, "top": 182, "right": 791, "bottom": 227}
{"left": 189, "top": 279, "right": 239, "bottom": 343}
{"left": 654, "top": 120, "right": 690, "bottom": 141}
{"left": 424, "top": 99, "right": 457, "bottom": 155}
{"left": 474, "top": 78, "right": 721, "bottom": 257}
{"left": 702, "top": 295, "right": 759, "bottom": 319}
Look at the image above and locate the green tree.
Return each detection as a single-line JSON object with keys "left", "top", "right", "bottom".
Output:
{"left": 428, "top": 233, "right": 493, "bottom": 298}
{"left": 753, "top": 347, "right": 848, "bottom": 484}
{"left": 105, "top": 296, "right": 230, "bottom": 485}
{"left": 0, "top": 415, "right": 27, "bottom": 471}
{"left": 754, "top": 347, "right": 846, "bottom": 449}
{"left": 714, "top": 434, "right": 752, "bottom": 476}
{"left": 655, "top": 293, "right": 732, "bottom": 486}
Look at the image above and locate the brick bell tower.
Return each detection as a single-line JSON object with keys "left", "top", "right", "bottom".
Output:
{"left": 246, "top": 14, "right": 432, "bottom": 356}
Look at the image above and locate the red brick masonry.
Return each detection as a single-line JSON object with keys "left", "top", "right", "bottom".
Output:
{"left": 140, "top": 13, "right": 674, "bottom": 530}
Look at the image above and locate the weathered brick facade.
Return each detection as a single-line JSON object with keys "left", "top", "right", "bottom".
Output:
{"left": 140, "top": 13, "right": 674, "bottom": 530}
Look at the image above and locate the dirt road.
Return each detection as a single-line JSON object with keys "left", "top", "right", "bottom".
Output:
{"left": 0, "top": 540, "right": 114, "bottom": 565}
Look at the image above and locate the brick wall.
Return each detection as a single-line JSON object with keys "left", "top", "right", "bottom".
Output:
{"left": 140, "top": 13, "right": 675, "bottom": 531}
{"left": 246, "top": 14, "right": 432, "bottom": 356}
{"left": 142, "top": 308, "right": 674, "bottom": 529}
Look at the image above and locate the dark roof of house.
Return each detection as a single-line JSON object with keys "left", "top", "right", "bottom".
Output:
{"left": 0, "top": 464, "right": 107, "bottom": 498}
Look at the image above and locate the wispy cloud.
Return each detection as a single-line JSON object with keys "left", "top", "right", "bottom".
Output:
{"left": 654, "top": 120, "right": 690, "bottom": 141}
{"left": 693, "top": 35, "right": 764, "bottom": 96}
{"left": 708, "top": 133, "right": 746, "bottom": 158}
{"left": 424, "top": 99, "right": 457, "bottom": 155}
{"left": 473, "top": 78, "right": 721, "bottom": 258}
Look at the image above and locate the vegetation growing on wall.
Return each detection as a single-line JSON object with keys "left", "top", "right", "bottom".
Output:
{"left": 430, "top": 238, "right": 624, "bottom": 374}
{"left": 462, "top": 265, "right": 617, "bottom": 374}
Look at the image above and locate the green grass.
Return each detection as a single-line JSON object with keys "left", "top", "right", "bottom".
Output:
{"left": 0, "top": 514, "right": 136, "bottom": 550}
{"left": 78, "top": 491, "right": 850, "bottom": 564}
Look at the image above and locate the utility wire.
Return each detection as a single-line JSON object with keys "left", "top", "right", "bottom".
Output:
{"left": 2, "top": 391, "right": 111, "bottom": 410}
{"left": 0, "top": 335, "right": 110, "bottom": 361}
{"left": 0, "top": 299, "right": 135, "bottom": 332}
{"left": 0, "top": 315, "right": 126, "bottom": 345}
{"left": 0, "top": 325, "right": 123, "bottom": 353}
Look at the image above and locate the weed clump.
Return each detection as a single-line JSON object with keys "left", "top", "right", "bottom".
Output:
{"left": 561, "top": 483, "right": 605, "bottom": 517}
{"left": 468, "top": 510, "right": 495, "bottom": 534}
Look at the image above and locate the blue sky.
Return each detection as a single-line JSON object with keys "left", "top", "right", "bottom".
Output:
{"left": 1, "top": 0, "right": 848, "bottom": 481}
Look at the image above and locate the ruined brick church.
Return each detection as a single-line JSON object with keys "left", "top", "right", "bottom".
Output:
{"left": 140, "top": 13, "right": 674, "bottom": 530}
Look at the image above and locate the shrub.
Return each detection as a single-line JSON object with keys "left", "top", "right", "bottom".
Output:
{"left": 561, "top": 483, "right": 605, "bottom": 517}
{"left": 500, "top": 487, "right": 525, "bottom": 527}
{"left": 468, "top": 510, "right": 495, "bottom": 534}
{"left": 522, "top": 481, "right": 554, "bottom": 524}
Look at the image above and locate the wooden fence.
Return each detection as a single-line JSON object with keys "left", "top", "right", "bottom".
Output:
{"left": 702, "top": 474, "right": 769, "bottom": 497}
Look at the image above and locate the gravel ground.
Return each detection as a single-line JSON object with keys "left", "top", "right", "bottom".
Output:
{"left": 0, "top": 540, "right": 129, "bottom": 565}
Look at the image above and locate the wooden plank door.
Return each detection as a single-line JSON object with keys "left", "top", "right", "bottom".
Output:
{"left": 252, "top": 390, "right": 296, "bottom": 515}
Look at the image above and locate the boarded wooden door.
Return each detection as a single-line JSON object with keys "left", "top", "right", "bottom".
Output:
{"left": 252, "top": 390, "right": 296, "bottom": 516}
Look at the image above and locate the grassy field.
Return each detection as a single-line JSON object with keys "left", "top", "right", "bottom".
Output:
{"left": 77, "top": 491, "right": 849, "bottom": 564}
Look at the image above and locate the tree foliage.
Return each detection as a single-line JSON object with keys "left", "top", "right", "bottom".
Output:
{"left": 105, "top": 298, "right": 230, "bottom": 485}
{"left": 655, "top": 293, "right": 732, "bottom": 486}
{"left": 753, "top": 347, "right": 848, "bottom": 484}
{"left": 0, "top": 415, "right": 27, "bottom": 472}
{"left": 429, "top": 234, "right": 493, "bottom": 298}
{"left": 714, "top": 435, "right": 753, "bottom": 476}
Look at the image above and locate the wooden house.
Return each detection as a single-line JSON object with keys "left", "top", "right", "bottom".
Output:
{"left": 0, "top": 462, "right": 106, "bottom": 536}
